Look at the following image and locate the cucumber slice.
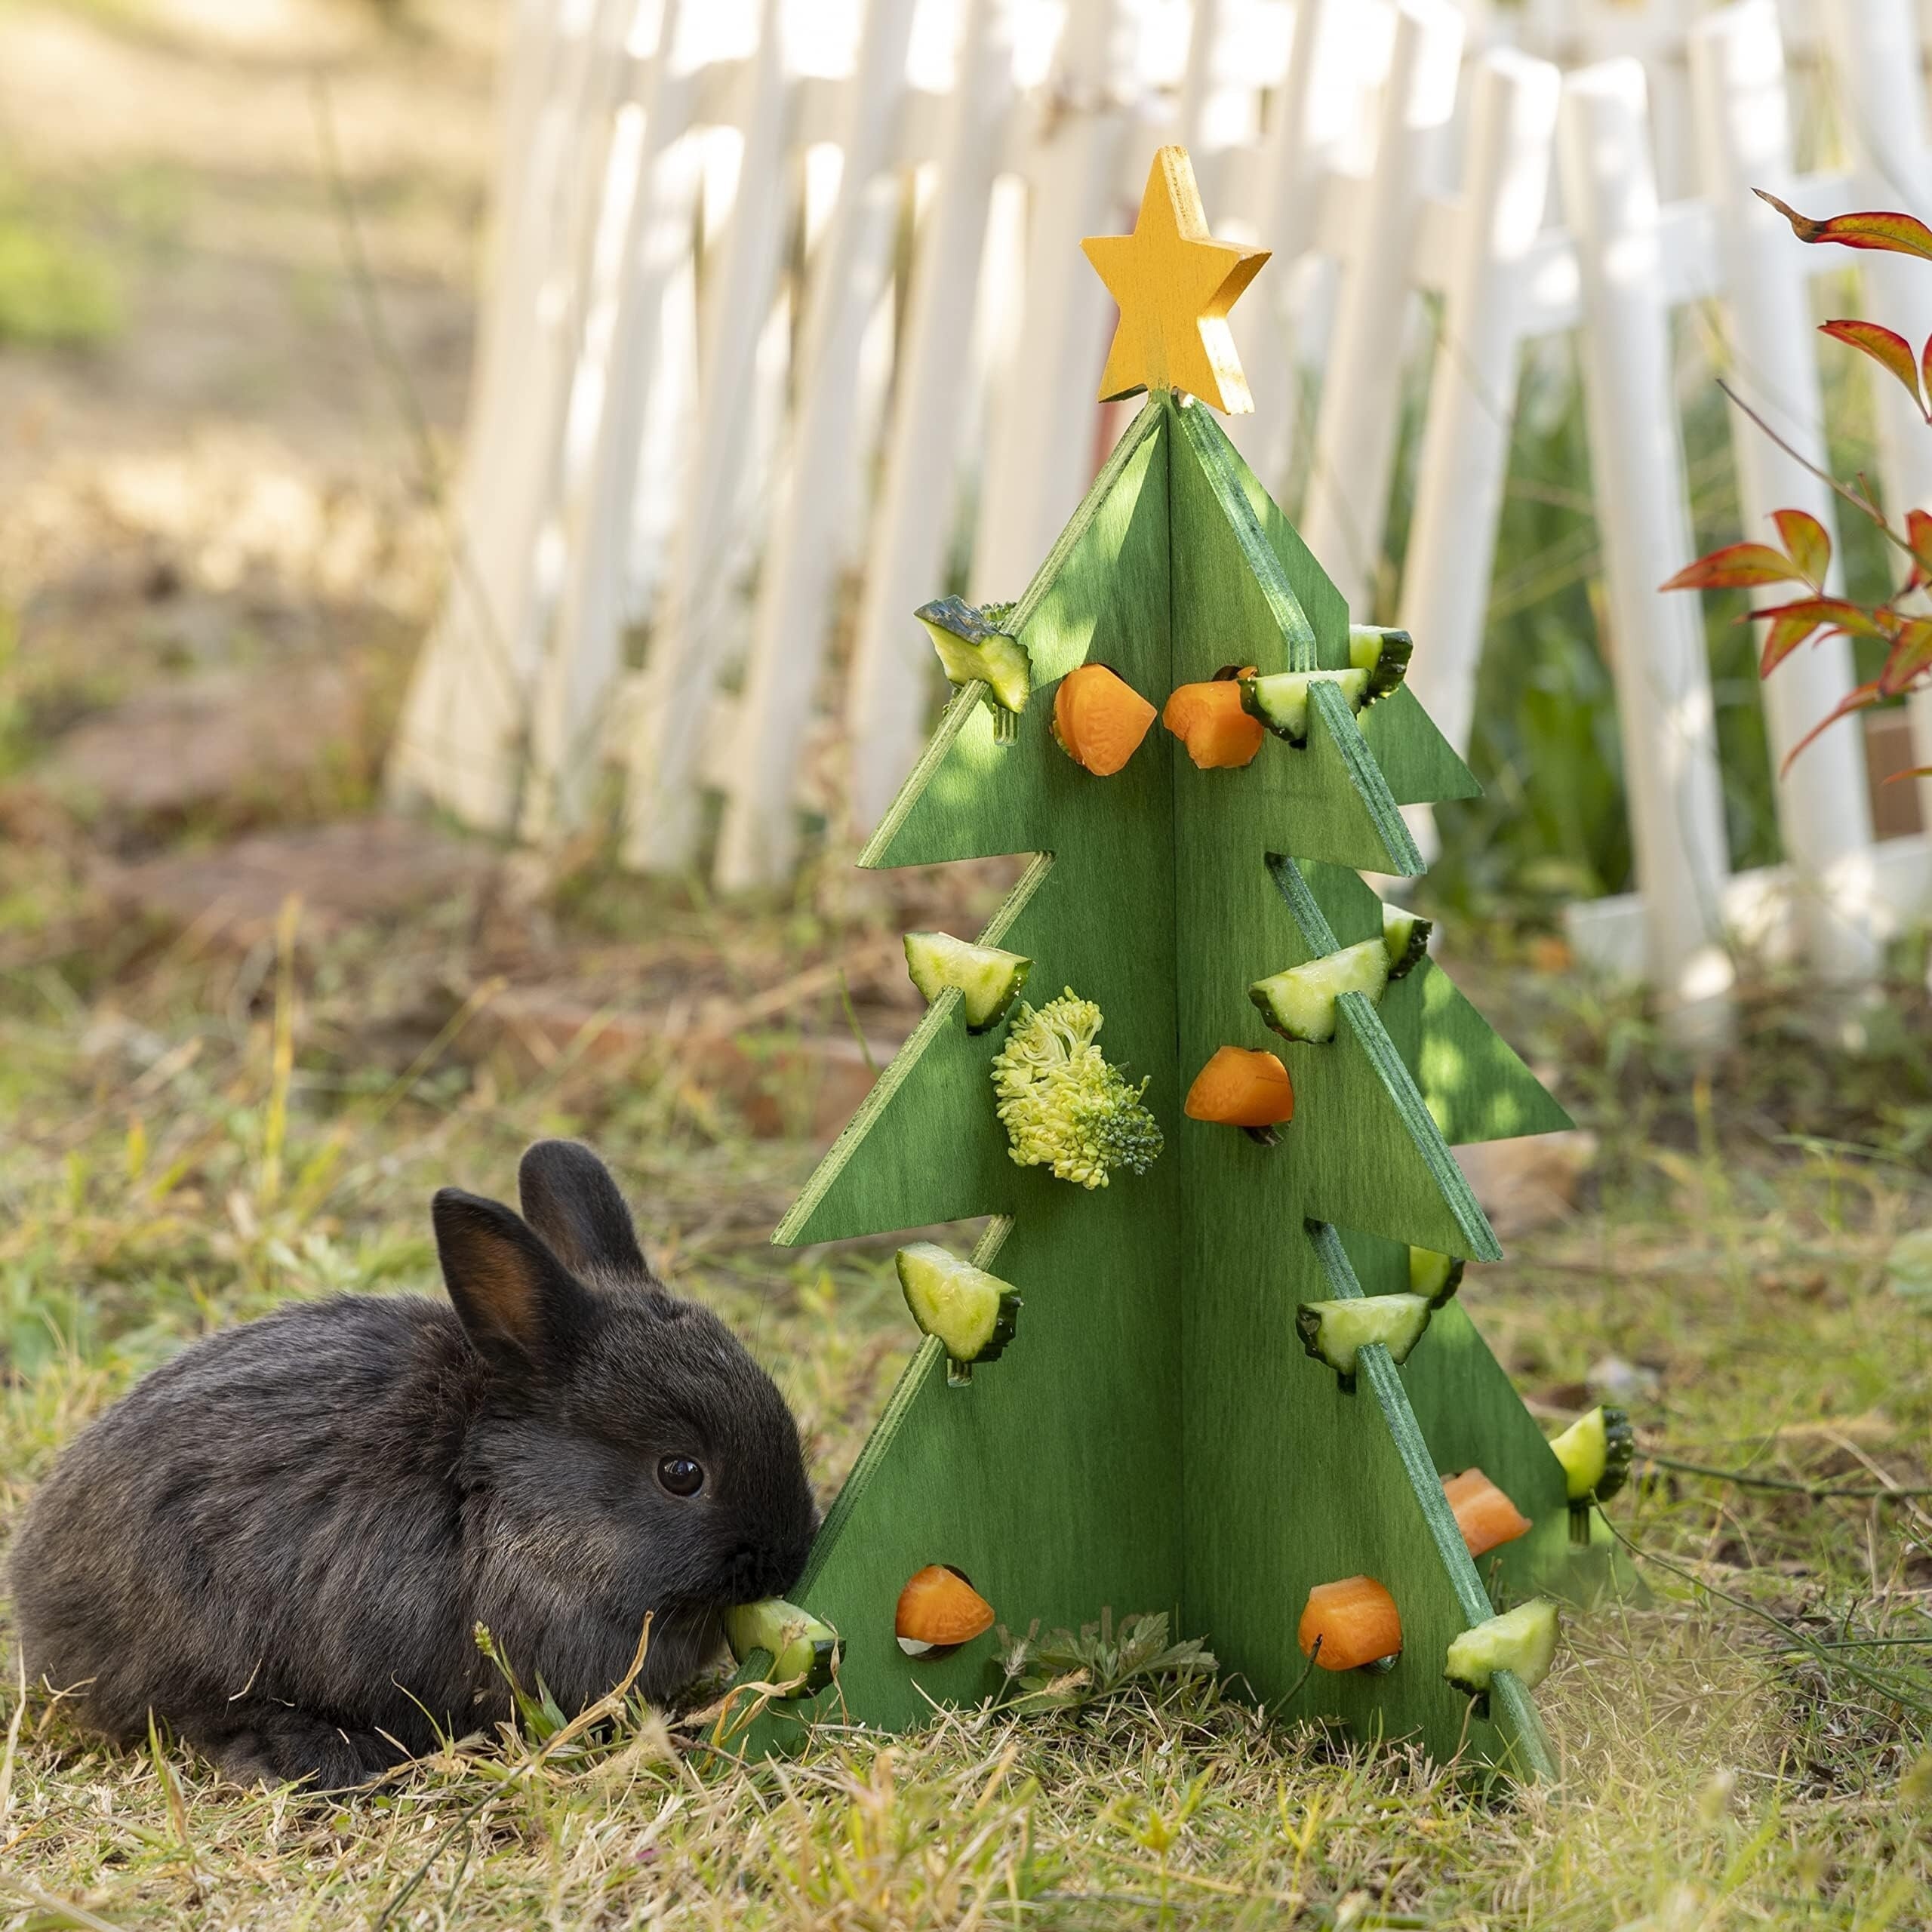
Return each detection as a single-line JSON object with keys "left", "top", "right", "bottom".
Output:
{"left": 1547, "top": 1404, "right": 1636, "bottom": 1504}
{"left": 726, "top": 1598, "right": 840, "bottom": 1696}
{"left": 1348, "top": 626, "right": 1414, "bottom": 700}
{"left": 897, "top": 1241, "right": 1022, "bottom": 1371}
{"left": 1239, "top": 669, "right": 1369, "bottom": 743}
{"left": 1297, "top": 1293, "right": 1434, "bottom": 1381}
{"left": 1407, "top": 1247, "right": 1465, "bottom": 1307}
{"left": 1444, "top": 1599, "right": 1560, "bottom": 1697}
{"left": 1250, "top": 938, "right": 1389, "bottom": 1043}
{"left": 1381, "top": 903, "right": 1432, "bottom": 980}
{"left": 903, "top": 931, "right": 1032, "bottom": 1034}
{"left": 915, "top": 595, "right": 1032, "bottom": 715}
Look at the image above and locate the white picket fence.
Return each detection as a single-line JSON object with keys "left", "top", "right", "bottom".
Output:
{"left": 390, "top": 0, "right": 1932, "bottom": 1044}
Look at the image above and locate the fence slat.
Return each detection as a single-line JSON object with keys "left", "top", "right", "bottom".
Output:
{"left": 969, "top": 0, "right": 1133, "bottom": 605}
{"left": 526, "top": 3, "right": 699, "bottom": 841}
{"left": 1300, "top": 0, "right": 1465, "bottom": 617}
{"left": 1398, "top": 49, "right": 1560, "bottom": 817}
{"left": 712, "top": 0, "right": 920, "bottom": 892}
{"left": 389, "top": 0, "right": 634, "bottom": 832}
{"left": 622, "top": 0, "right": 795, "bottom": 874}
{"left": 1560, "top": 59, "right": 1736, "bottom": 1044}
{"left": 1689, "top": 0, "right": 1881, "bottom": 983}
{"left": 1223, "top": 0, "right": 1390, "bottom": 491}
{"left": 843, "top": 0, "right": 1019, "bottom": 841}
{"left": 1819, "top": 0, "right": 1932, "bottom": 844}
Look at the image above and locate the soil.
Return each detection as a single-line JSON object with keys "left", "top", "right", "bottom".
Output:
{"left": 0, "top": 0, "right": 959, "bottom": 1140}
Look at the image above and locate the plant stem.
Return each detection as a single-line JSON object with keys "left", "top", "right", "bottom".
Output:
{"left": 1641, "top": 1451, "right": 1932, "bottom": 1500}
{"left": 1595, "top": 1511, "right": 1932, "bottom": 1718}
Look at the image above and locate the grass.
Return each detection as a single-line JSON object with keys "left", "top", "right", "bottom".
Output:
{"left": 0, "top": 839, "right": 1930, "bottom": 1926}
{"left": 0, "top": 209, "right": 119, "bottom": 349}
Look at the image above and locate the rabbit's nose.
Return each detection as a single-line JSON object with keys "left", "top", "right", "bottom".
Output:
{"left": 726, "top": 1541, "right": 810, "bottom": 1603}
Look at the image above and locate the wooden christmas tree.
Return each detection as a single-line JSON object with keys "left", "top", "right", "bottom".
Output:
{"left": 735, "top": 149, "right": 1600, "bottom": 1780}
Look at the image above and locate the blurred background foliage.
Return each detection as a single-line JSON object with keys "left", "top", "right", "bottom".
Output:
{"left": 1378, "top": 299, "right": 1908, "bottom": 926}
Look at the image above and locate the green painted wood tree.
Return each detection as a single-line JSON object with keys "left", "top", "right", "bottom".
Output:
{"left": 733, "top": 152, "right": 1598, "bottom": 1778}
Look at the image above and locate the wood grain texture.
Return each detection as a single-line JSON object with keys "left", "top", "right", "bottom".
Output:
{"left": 1171, "top": 410, "right": 1430, "bottom": 872}
{"left": 742, "top": 392, "right": 1586, "bottom": 1777}
{"left": 862, "top": 400, "right": 1170, "bottom": 872}
{"left": 1168, "top": 397, "right": 1541, "bottom": 1767}
{"left": 749, "top": 402, "right": 1186, "bottom": 1749}
{"left": 1208, "top": 403, "right": 1481, "bottom": 810}
{"left": 1360, "top": 686, "right": 1484, "bottom": 806}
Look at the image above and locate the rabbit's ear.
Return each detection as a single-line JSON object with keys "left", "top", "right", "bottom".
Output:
{"left": 516, "top": 1140, "right": 655, "bottom": 1284}
{"left": 432, "top": 1189, "right": 595, "bottom": 1370}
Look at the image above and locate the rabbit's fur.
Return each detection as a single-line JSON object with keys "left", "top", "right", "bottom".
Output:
{"left": 9, "top": 1140, "right": 817, "bottom": 1791}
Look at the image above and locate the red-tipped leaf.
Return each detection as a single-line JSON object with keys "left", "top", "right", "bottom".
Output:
{"left": 1660, "top": 542, "right": 1808, "bottom": 592}
{"left": 1757, "top": 189, "right": 1932, "bottom": 261}
{"left": 1780, "top": 680, "right": 1882, "bottom": 774}
{"left": 1879, "top": 617, "right": 1932, "bottom": 696}
{"left": 1820, "top": 319, "right": 1927, "bottom": 418}
{"left": 1755, "top": 604, "right": 1835, "bottom": 676}
{"left": 1748, "top": 595, "right": 1888, "bottom": 638}
{"left": 1908, "top": 509, "right": 1932, "bottom": 583}
{"left": 1754, "top": 595, "right": 1870, "bottom": 680}
{"left": 1770, "top": 509, "right": 1832, "bottom": 588}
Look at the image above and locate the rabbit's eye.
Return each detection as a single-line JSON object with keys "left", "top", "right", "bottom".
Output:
{"left": 657, "top": 1454, "right": 705, "bottom": 1498}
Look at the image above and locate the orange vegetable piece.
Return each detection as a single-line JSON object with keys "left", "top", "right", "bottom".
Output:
{"left": 1297, "top": 1576, "right": 1402, "bottom": 1672}
{"left": 1441, "top": 1469, "right": 1532, "bottom": 1558}
{"left": 895, "top": 1565, "right": 995, "bottom": 1647}
{"left": 1184, "top": 1047, "right": 1296, "bottom": 1128}
{"left": 1161, "top": 669, "right": 1264, "bottom": 769}
{"left": 1053, "top": 664, "right": 1158, "bottom": 776}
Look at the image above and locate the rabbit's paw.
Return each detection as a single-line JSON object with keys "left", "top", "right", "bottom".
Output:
{"left": 207, "top": 1713, "right": 407, "bottom": 1792}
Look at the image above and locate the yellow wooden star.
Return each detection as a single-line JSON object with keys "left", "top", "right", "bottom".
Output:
{"left": 1081, "top": 146, "right": 1271, "bottom": 415}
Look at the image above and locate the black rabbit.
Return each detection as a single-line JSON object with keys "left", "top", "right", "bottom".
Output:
{"left": 8, "top": 1140, "right": 817, "bottom": 1790}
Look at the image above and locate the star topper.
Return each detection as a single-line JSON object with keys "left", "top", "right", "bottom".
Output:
{"left": 1081, "top": 146, "right": 1271, "bottom": 415}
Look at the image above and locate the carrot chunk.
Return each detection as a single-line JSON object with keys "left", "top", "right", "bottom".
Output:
{"left": 1184, "top": 1046, "right": 1296, "bottom": 1127}
{"left": 1297, "top": 1575, "right": 1402, "bottom": 1671}
{"left": 895, "top": 1565, "right": 995, "bottom": 1648}
{"left": 1053, "top": 664, "right": 1158, "bottom": 775}
{"left": 1442, "top": 1469, "right": 1532, "bottom": 1558}
{"left": 1162, "top": 669, "right": 1264, "bottom": 769}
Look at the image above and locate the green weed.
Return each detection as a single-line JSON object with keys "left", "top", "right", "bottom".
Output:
{"left": 0, "top": 212, "right": 120, "bottom": 349}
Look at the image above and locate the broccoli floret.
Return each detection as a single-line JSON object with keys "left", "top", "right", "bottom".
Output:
{"left": 990, "top": 989, "right": 1164, "bottom": 1189}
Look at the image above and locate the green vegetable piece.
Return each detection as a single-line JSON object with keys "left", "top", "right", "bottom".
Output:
{"left": 1407, "top": 1246, "right": 1465, "bottom": 1307}
{"left": 1239, "top": 668, "right": 1369, "bottom": 743}
{"left": 903, "top": 931, "right": 1032, "bottom": 1034}
{"left": 1381, "top": 903, "right": 1432, "bottom": 980}
{"left": 1249, "top": 937, "right": 1389, "bottom": 1044}
{"left": 991, "top": 988, "right": 1163, "bottom": 1189}
{"left": 1240, "top": 632, "right": 1414, "bottom": 745}
{"left": 1547, "top": 1405, "right": 1636, "bottom": 1504}
{"left": 726, "top": 1598, "right": 840, "bottom": 1697}
{"left": 897, "top": 1241, "right": 1023, "bottom": 1374}
{"left": 1348, "top": 625, "right": 1414, "bottom": 700}
{"left": 1444, "top": 1599, "right": 1561, "bottom": 1697}
{"left": 1297, "top": 1293, "right": 1435, "bottom": 1382}
{"left": 915, "top": 595, "right": 1032, "bottom": 715}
